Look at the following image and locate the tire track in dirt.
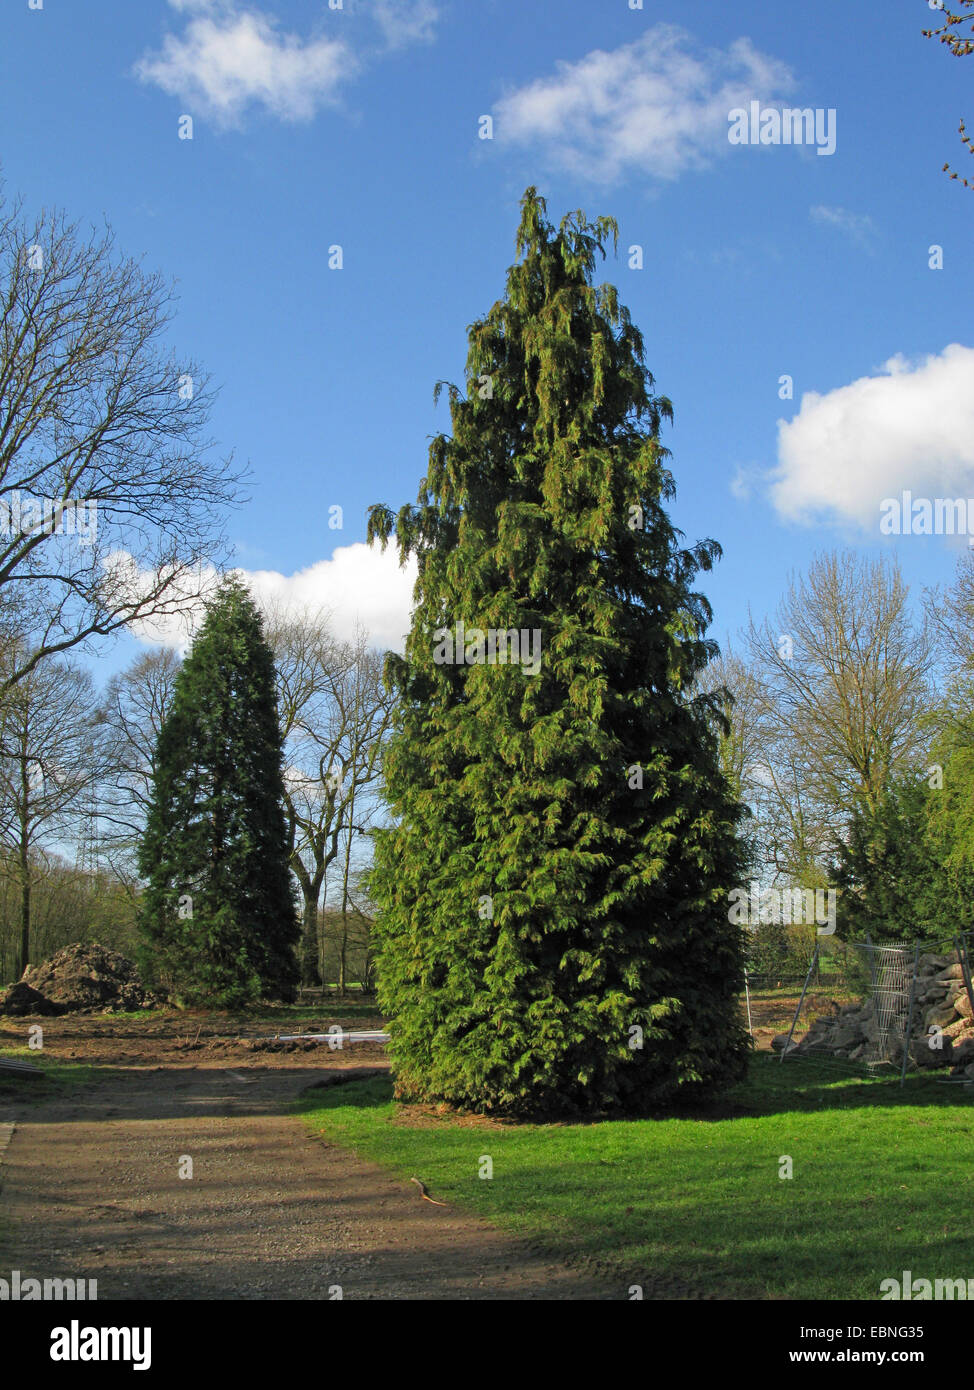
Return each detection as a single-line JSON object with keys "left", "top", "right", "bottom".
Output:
{"left": 0, "top": 1062, "right": 617, "bottom": 1300}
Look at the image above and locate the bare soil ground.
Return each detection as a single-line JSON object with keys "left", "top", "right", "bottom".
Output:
{"left": 746, "top": 989, "right": 854, "bottom": 1051}
{"left": 0, "top": 1011, "right": 615, "bottom": 1300}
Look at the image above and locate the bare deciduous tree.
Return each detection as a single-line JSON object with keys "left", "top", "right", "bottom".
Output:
{"left": 0, "top": 644, "right": 113, "bottom": 972}
{"left": 0, "top": 187, "right": 244, "bottom": 691}
{"left": 744, "top": 552, "right": 932, "bottom": 827}
{"left": 263, "top": 608, "right": 394, "bottom": 985}
{"left": 695, "top": 647, "right": 833, "bottom": 885}
{"left": 923, "top": 1, "right": 974, "bottom": 188}
{"left": 693, "top": 649, "right": 768, "bottom": 804}
{"left": 94, "top": 647, "right": 183, "bottom": 885}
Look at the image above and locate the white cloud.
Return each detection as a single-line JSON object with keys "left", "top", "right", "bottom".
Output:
{"left": 125, "top": 541, "right": 417, "bottom": 654}
{"left": 136, "top": 0, "right": 442, "bottom": 125}
{"left": 493, "top": 25, "right": 794, "bottom": 183}
{"left": 243, "top": 542, "right": 417, "bottom": 650}
{"left": 135, "top": 2, "right": 355, "bottom": 126}
{"left": 810, "top": 204, "right": 876, "bottom": 244}
{"left": 770, "top": 344, "right": 974, "bottom": 527}
{"left": 372, "top": 0, "right": 439, "bottom": 49}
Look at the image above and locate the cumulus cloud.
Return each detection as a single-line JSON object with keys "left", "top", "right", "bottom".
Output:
{"left": 136, "top": 0, "right": 443, "bottom": 124}
{"left": 243, "top": 542, "right": 417, "bottom": 650}
{"left": 770, "top": 344, "right": 974, "bottom": 527}
{"left": 493, "top": 24, "right": 794, "bottom": 183}
{"left": 810, "top": 204, "right": 876, "bottom": 245}
{"left": 135, "top": 1, "right": 356, "bottom": 126}
{"left": 125, "top": 541, "right": 417, "bottom": 654}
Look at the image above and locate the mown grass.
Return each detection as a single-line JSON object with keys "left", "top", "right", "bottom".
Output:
{"left": 295, "top": 1054, "right": 974, "bottom": 1300}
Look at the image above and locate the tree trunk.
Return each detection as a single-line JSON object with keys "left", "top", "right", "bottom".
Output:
{"left": 338, "top": 782, "right": 356, "bottom": 997}
{"left": 18, "top": 835, "right": 30, "bottom": 978}
{"left": 299, "top": 893, "right": 322, "bottom": 987}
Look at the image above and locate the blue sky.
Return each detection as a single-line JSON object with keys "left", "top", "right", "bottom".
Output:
{"left": 2, "top": 0, "right": 973, "bottom": 674}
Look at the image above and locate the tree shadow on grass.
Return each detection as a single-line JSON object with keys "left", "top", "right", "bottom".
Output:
{"left": 708, "top": 1054, "right": 974, "bottom": 1122}
{"left": 294, "top": 1070, "right": 974, "bottom": 1301}
{"left": 293, "top": 1075, "right": 394, "bottom": 1115}
{"left": 293, "top": 1057, "right": 974, "bottom": 1129}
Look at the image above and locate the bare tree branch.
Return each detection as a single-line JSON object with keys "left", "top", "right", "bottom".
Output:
{"left": 0, "top": 185, "right": 245, "bottom": 689}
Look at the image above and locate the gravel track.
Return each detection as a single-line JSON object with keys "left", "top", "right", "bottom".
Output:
{"left": 0, "top": 1053, "right": 616, "bottom": 1301}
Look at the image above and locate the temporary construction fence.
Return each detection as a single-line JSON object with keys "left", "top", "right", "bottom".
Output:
{"left": 772, "top": 934, "right": 972, "bottom": 1084}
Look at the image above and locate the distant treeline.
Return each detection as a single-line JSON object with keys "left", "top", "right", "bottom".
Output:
{"left": 0, "top": 850, "right": 375, "bottom": 994}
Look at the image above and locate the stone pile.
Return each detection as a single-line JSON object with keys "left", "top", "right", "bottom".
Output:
{"left": 772, "top": 951, "right": 974, "bottom": 1078}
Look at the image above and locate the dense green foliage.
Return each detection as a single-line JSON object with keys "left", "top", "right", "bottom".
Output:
{"left": 744, "top": 919, "right": 813, "bottom": 976}
{"left": 137, "top": 577, "right": 299, "bottom": 1007}
{"left": 923, "top": 721, "right": 974, "bottom": 938}
{"left": 829, "top": 743, "right": 974, "bottom": 947}
{"left": 366, "top": 189, "right": 749, "bottom": 1117}
{"left": 831, "top": 776, "right": 944, "bottom": 943}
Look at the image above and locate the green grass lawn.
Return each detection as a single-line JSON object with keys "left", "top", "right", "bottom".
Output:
{"left": 295, "top": 1055, "right": 974, "bottom": 1300}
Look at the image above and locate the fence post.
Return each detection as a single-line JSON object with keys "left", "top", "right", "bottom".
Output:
{"left": 900, "top": 942, "right": 920, "bottom": 1088}
{"left": 955, "top": 933, "right": 974, "bottom": 1028}
{"left": 865, "top": 930, "right": 879, "bottom": 999}
{"left": 780, "top": 945, "right": 820, "bottom": 1063}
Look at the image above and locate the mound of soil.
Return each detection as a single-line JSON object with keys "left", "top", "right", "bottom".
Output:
{"left": 0, "top": 942, "right": 159, "bottom": 1015}
{"left": 0, "top": 981, "right": 64, "bottom": 1017}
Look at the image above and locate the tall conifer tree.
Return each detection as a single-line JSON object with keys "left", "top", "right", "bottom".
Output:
{"left": 138, "top": 577, "right": 299, "bottom": 1007}
{"left": 368, "top": 189, "right": 749, "bottom": 1116}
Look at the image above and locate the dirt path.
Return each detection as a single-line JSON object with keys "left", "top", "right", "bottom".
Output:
{"left": 0, "top": 1059, "right": 615, "bottom": 1300}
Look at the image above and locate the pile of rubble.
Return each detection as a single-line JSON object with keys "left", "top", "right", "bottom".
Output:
{"left": 0, "top": 942, "right": 160, "bottom": 1016}
{"left": 774, "top": 952, "right": 974, "bottom": 1077}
